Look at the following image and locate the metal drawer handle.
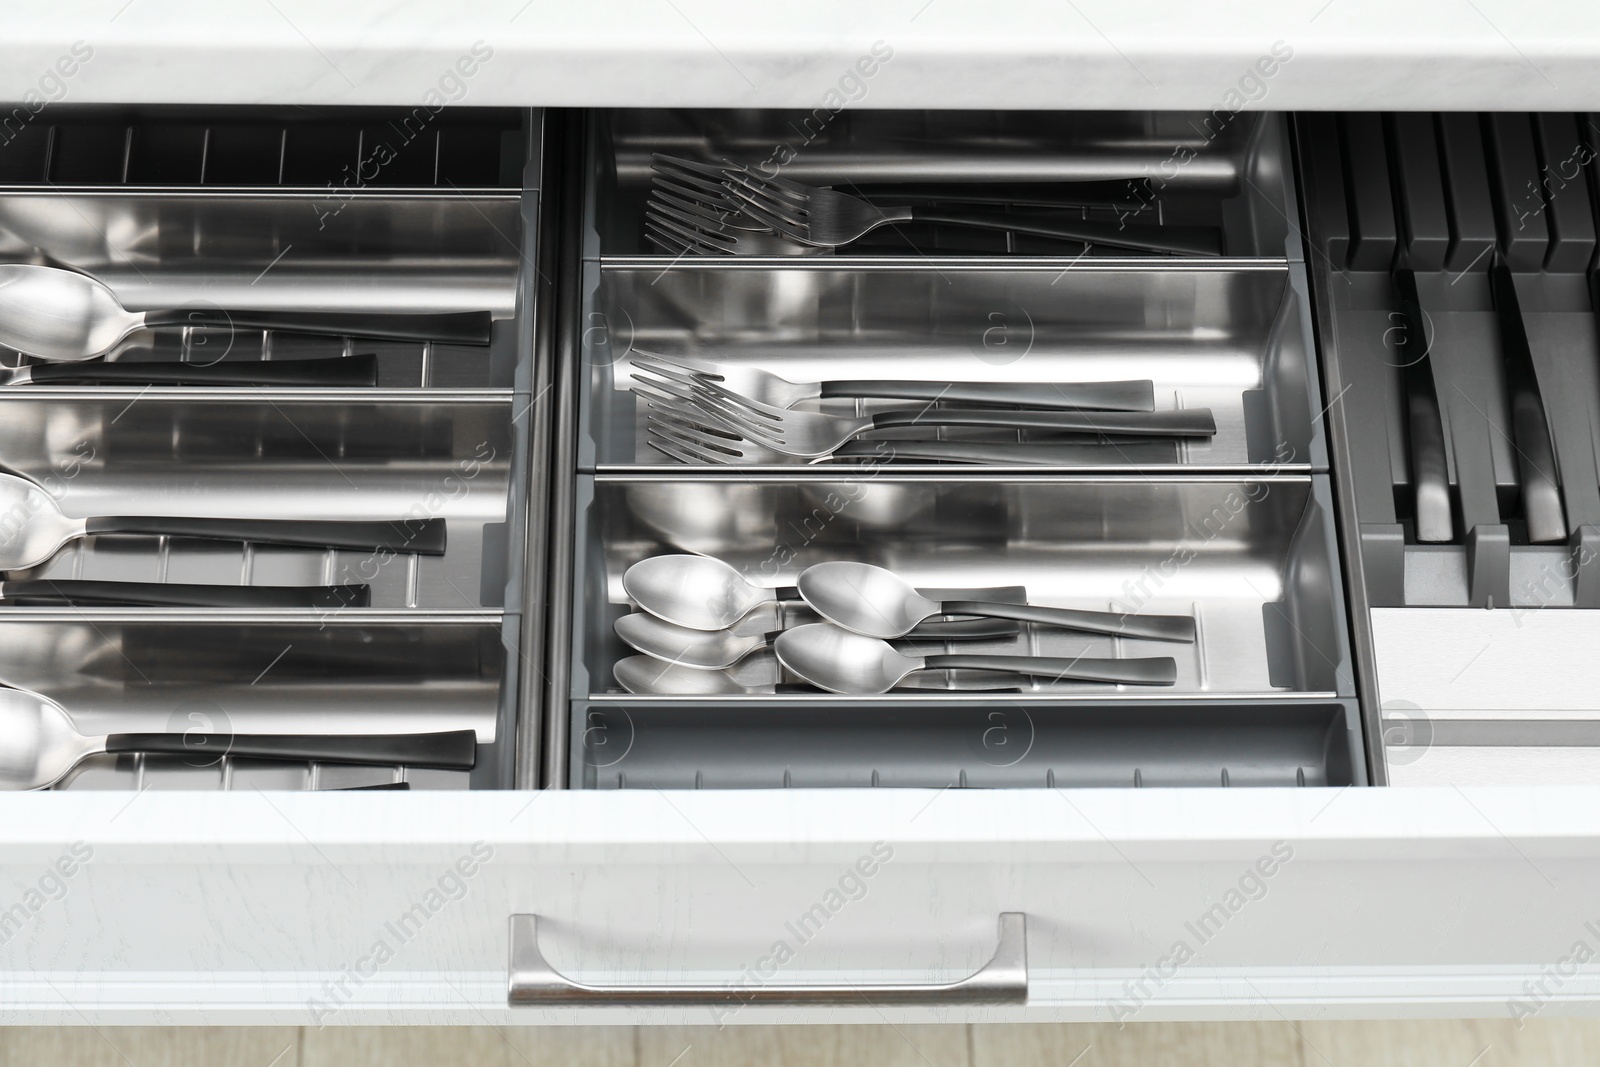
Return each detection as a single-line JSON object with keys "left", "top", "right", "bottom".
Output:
{"left": 507, "top": 912, "right": 1027, "bottom": 1008}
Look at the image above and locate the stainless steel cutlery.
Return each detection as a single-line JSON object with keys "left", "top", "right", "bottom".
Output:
{"left": 649, "top": 154, "right": 1221, "bottom": 257}
{"left": 799, "top": 561, "right": 1197, "bottom": 643}
{"left": 773, "top": 623, "right": 1178, "bottom": 694}
{"left": 617, "top": 553, "right": 1194, "bottom": 695}
{"left": 723, "top": 165, "right": 1222, "bottom": 257}
{"left": 635, "top": 377, "right": 1215, "bottom": 462}
{"left": 0, "top": 471, "right": 447, "bottom": 571}
{"left": 614, "top": 610, "right": 1016, "bottom": 669}
{"left": 0, "top": 264, "right": 493, "bottom": 362}
{"left": 0, "top": 686, "right": 476, "bottom": 790}
{"left": 628, "top": 349, "right": 1156, "bottom": 412}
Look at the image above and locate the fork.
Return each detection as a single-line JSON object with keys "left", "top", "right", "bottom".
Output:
{"left": 637, "top": 376, "right": 1216, "bottom": 460}
{"left": 724, "top": 166, "right": 1223, "bottom": 256}
{"left": 628, "top": 349, "right": 1155, "bottom": 412}
{"left": 645, "top": 412, "right": 1180, "bottom": 466}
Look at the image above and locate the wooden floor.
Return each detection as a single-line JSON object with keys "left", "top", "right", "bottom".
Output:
{"left": 2, "top": 1021, "right": 1599, "bottom": 1066}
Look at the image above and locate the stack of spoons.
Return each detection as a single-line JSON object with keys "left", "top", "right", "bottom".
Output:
{"left": 613, "top": 554, "right": 1193, "bottom": 695}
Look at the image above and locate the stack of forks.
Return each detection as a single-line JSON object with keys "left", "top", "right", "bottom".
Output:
{"left": 644, "top": 153, "right": 1222, "bottom": 257}
{"left": 627, "top": 349, "right": 1219, "bottom": 466}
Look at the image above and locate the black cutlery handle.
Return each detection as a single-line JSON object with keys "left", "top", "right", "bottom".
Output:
{"left": 941, "top": 600, "right": 1197, "bottom": 643}
{"left": 83, "top": 516, "right": 448, "bottom": 555}
{"left": 21, "top": 354, "right": 380, "bottom": 387}
{"left": 104, "top": 729, "right": 478, "bottom": 770}
{"left": 869, "top": 407, "right": 1217, "bottom": 438}
{"left": 143, "top": 309, "right": 493, "bottom": 345}
{"left": 925, "top": 653, "right": 1177, "bottom": 686}
{"left": 0, "top": 579, "right": 370, "bottom": 608}
{"left": 819, "top": 379, "right": 1156, "bottom": 412}
{"left": 910, "top": 207, "right": 1222, "bottom": 256}
{"left": 834, "top": 439, "right": 1180, "bottom": 465}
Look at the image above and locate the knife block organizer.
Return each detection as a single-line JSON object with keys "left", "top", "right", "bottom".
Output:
{"left": 1300, "top": 111, "right": 1600, "bottom": 610}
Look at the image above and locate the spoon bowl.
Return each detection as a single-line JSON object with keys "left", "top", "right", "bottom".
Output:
{"left": 614, "top": 612, "right": 769, "bottom": 669}
{"left": 0, "top": 264, "right": 132, "bottom": 362}
{"left": 0, "top": 687, "right": 97, "bottom": 790}
{"left": 0, "top": 473, "right": 83, "bottom": 573}
{"left": 622, "top": 554, "right": 777, "bottom": 630}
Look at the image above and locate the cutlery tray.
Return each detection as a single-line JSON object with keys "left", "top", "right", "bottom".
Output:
{"left": 0, "top": 105, "right": 544, "bottom": 791}
{"left": 538, "top": 107, "right": 1361, "bottom": 789}
{"left": 1299, "top": 111, "right": 1600, "bottom": 783}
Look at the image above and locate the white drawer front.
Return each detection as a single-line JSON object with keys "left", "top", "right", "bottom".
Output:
{"left": 3, "top": 787, "right": 1599, "bottom": 1024}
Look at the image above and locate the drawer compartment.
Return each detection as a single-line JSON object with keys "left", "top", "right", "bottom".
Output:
{"left": 587, "top": 109, "right": 1298, "bottom": 258}
{"left": 563, "top": 474, "right": 1356, "bottom": 787}
{"left": 0, "top": 107, "right": 545, "bottom": 792}
{"left": 581, "top": 262, "right": 1326, "bottom": 472}
{"left": 1299, "top": 110, "right": 1600, "bottom": 783}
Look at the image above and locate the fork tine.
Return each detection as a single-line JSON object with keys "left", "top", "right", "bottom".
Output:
{"left": 643, "top": 223, "right": 695, "bottom": 256}
{"left": 649, "top": 190, "right": 735, "bottom": 231}
{"left": 722, "top": 171, "right": 807, "bottom": 214}
{"left": 627, "top": 357, "right": 699, "bottom": 389}
{"left": 644, "top": 210, "right": 734, "bottom": 254}
{"left": 643, "top": 388, "right": 773, "bottom": 439}
{"left": 724, "top": 189, "right": 810, "bottom": 243}
{"left": 628, "top": 349, "right": 724, "bottom": 381}
{"left": 651, "top": 153, "right": 733, "bottom": 182}
{"left": 724, "top": 181, "right": 808, "bottom": 227}
{"left": 643, "top": 209, "right": 715, "bottom": 253}
{"left": 645, "top": 416, "right": 751, "bottom": 462}
{"left": 725, "top": 167, "right": 811, "bottom": 205}
{"left": 651, "top": 172, "right": 737, "bottom": 214}
{"left": 645, "top": 423, "right": 737, "bottom": 465}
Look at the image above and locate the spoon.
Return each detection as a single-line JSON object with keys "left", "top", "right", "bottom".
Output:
{"left": 614, "top": 611, "right": 1020, "bottom": 669}
{"left": 0, "top": 352, "right": 379, "bottom": 386}
{"left": 612, "top": 654, "right": 1023, "bottom": 696}
{"left": 0, "top": 471, "right": 447, "bottom": 571}
{"left": 798, "top": 561, "right": 1196, "bottom": 643}
{"left": 774, "top": 624, "right": 1178, "bottom": 694}
{"left": 621, "top": 554, "right": 1001, "bottom": 631}
{"left": 0, "top": 264, "right": 492, "bottom": 361}
{"left": 0, "top": 686, "right": 477, "bottom": 790}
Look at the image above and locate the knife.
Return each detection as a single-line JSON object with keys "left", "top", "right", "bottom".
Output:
{"left": 1391, "top": 267, "right": 1455, "bottom": 543}
{"left": 1489, "top": 259, "right": 1567, "bottom": 543}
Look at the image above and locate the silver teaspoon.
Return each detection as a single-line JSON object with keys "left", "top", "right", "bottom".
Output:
{"left": 0, "top": 263, "right": 492, "bottom": 361}
{"left": 774, "top": 623, "right": 1177, "bottom": 694}
{"left": 0, "top": 471, "right": 446, "bottom": 571}
{"left": 0, "top": 686, "right": 477, "bottom": 790}
{"left": 798, "top": 560, "right": 1196, "bottom": 643}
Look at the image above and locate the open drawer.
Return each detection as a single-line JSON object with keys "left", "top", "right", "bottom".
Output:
{"left": 5, "top": 106, "right": 1600, "bottom": 1026}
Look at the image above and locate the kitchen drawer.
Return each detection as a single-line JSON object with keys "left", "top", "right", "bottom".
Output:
{"left": 5, "top": 105, "right": 1600, "bottom": 1026}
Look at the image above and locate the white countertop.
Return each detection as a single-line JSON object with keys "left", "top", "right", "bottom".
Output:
{"left": 8, "top": 1, "right": 1600, "bottom": 110}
